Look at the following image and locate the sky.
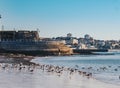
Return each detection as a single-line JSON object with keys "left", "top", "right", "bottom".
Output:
{"left": 0, "top": 0, "right": 120, "bottom": 40}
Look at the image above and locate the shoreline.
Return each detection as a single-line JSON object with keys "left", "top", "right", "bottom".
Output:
{"left": 0, "top": 54, "right": 120, "bottom": 88}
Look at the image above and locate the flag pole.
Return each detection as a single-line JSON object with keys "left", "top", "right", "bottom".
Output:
{"left": 0, "top": 15, "right": 1, "bottom": 30}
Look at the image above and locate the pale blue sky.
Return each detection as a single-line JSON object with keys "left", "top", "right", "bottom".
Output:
{"left": 0, "top": 0, "right": 120, "bottom": 40}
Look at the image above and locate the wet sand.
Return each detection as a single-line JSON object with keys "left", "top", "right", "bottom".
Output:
{"left": 0, "top": 62, "right": 120, "bottom": 88}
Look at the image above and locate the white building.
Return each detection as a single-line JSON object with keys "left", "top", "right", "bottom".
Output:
{"left": 77, "top": 43, "right": 87, "bottom": 49}
{"left": 65, "top": 38, "right": 78, "bottom": 45}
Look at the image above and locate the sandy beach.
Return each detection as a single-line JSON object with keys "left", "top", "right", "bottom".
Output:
{"left": 0, "top": 61, "right": 119, "bottom": 88}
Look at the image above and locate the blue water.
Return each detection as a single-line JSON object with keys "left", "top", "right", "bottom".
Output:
{"left": 32, "top": 54, "right": 120, "bottom": 85}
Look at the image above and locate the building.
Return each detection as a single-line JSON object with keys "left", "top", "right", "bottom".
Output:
{"left": 0, "top": 30, "right": 39, "bottom": 41}
{"left": 67, "top": 33, "right": 72, "bottom": 37}
{"left": 0, "top": 30, "right": 73, "bottom": 56}
{"left": 84, "top": 34, "right": 90, "bottom": 40}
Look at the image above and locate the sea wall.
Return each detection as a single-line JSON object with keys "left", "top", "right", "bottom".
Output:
{"left": 0, "top": 41, "right": 73, "bottom": 56}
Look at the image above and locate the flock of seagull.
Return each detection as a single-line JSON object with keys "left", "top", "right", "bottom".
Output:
{"left": 0, "top": 63, "right": 93, "bottom": 79}
{"left": 0, "top": 62, "right": 120, "bottom": 80}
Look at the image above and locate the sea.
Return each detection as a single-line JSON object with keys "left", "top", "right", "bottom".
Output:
{"left": 32, "top": 52, "right": 120, "bottom": 86}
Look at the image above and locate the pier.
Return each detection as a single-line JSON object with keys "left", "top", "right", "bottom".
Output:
{"left": 73, "top": 49, "right": 108, "bottom": 54}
